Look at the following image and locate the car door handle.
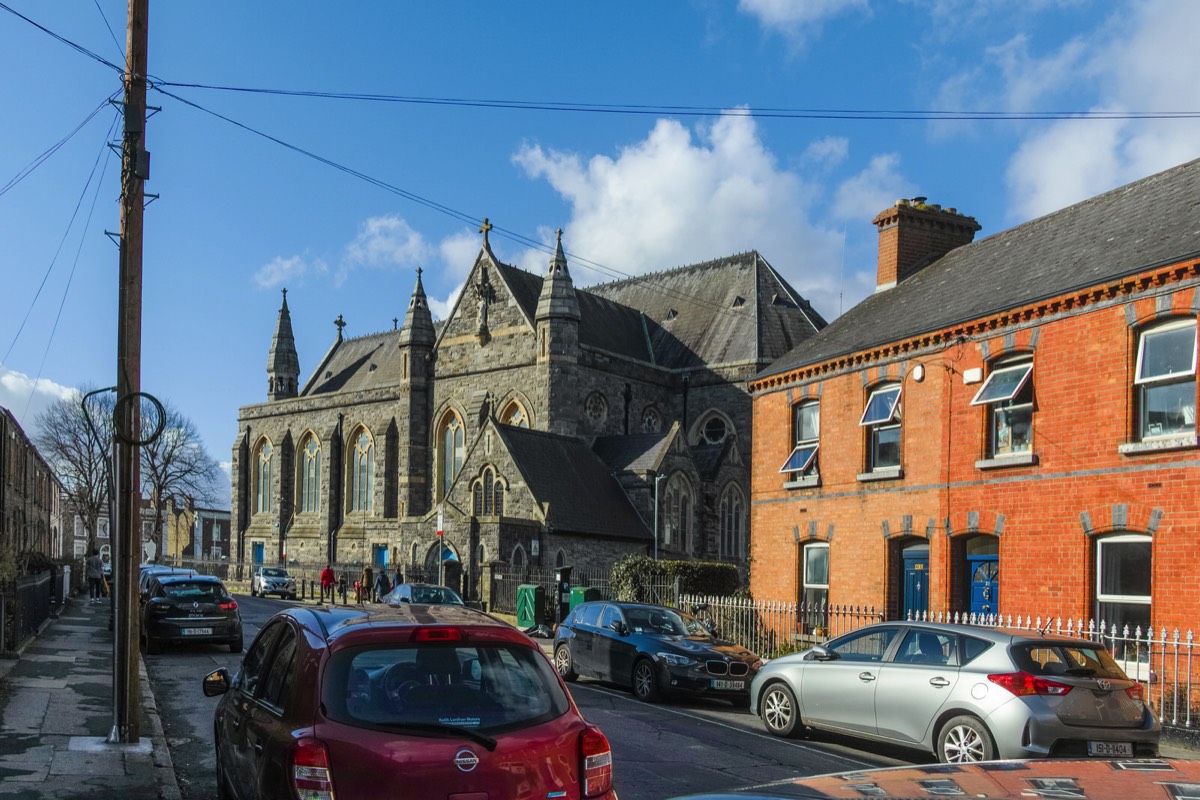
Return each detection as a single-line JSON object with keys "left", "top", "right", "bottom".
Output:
{"left": 929, "top": 677, "right": 950, "bottom": 687}
{"left": 858, "top": 672, "right": 876, "bottom": 682}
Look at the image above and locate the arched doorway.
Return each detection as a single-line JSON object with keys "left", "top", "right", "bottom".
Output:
{"left": 965, "top": 535, "right": 999, "bottom": 616}
{"left": 900, "top": 541, "right": 929, "bottom": 619}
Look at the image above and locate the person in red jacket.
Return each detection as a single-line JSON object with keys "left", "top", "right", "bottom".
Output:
{"left": 320, "top": 564, "right": 335, "bottom": 603}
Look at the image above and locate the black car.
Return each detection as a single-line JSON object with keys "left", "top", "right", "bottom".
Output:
{"left": 553, "top": 601, "right": 762, "bottom": 703}
{"left": 142, "top": 573, "right": 243, "bottom": 655}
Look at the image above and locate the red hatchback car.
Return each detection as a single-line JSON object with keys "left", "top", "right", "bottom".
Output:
{"left": 202, "top": 603, "right": 616, "bottom": 800}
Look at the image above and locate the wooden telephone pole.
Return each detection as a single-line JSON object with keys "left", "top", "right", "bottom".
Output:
{"left": 111, "top": 0, "right": 148, "bottom": 744}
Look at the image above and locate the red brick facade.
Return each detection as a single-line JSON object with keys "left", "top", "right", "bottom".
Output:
{"left": 751, "top": 225, "right": 1200, "bottom": 634}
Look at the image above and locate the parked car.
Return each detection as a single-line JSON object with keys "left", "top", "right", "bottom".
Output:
{"left": 751, "top": 621, "right": 1160, "bottom": 763}
{"left": 250, "top": 566, "right": 297, "bottom": 599}
{"left": 667, "top": 757, "right": 1200, "bottom": 799}
{"left": 142, "top": 573, "right": 242, "bottom": 655}
{"left": 201, "top": 603, "right": 616, "bottom": 800}
{"left": 554, "top": 601, "right": 763, "bottom": 703}
{"left": 138, "top": 564, "right": 198, "bottom": 599}
{"left": 382, "top": 581, "right": 464, "bottom": 605}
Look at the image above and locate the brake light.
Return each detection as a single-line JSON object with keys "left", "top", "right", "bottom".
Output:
{"left": 580, "top": 725, "right": 613, "bottom": 798}
{"left": 219, "top": 601, "right": 238, "bottom": 610}
{"left": 988, "top": 671, "right": 1072, "bottom": 697}
{"left": 292, "top": 737, "right": 335, "bottom": 800}
{"left": 1126, "top": 683, "right": 1145, "bottom": 701}
{"left": 413, "top": 627, "right": 463, "bottom": 642}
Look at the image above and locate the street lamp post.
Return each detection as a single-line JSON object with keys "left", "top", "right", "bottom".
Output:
{"left": 653, "top": 474, "right": 666, "bottom": 560}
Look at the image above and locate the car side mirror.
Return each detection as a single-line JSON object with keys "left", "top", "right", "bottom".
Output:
{"left": 202, "top": 668, "right": 232, "bottom": 697}
{"left": 609, "top": 620, "right": 626, "bottom": 635}
{"left": 810, "top": 644, "right": 839, "bottom": 661}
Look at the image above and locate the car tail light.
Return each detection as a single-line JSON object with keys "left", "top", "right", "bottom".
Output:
{"left": 292, "top": 737, "right": 335, "bottom": 800}
{"left": 219, "top": 601, "right": 238, "bottom": 610}
{"left": 988, "top": 671, "right": 1072, "bottom": 697}
{"left": 580, "top": 725, "right": 613, "bottom": 798}
{"left": 1126, "top": 683, "right": 1145, "bottom": 701}
{"left": 413, "top": 627, "right": 463, "bottom": 642}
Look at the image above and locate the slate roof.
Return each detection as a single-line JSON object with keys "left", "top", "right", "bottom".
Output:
{"left": 302, "top": 331, "right": 405, "bottom": 396}
{"left": 592, "top": 432, "right": 671, "bottom": 473}
{"left": 758, "top": 157, "right": 1200, "bottom": 380}
{"left": 497, "top": 426, "right": 652, "bottom": 540}
{"left": 588, "top": 251, "right": 826, "bottom": 370}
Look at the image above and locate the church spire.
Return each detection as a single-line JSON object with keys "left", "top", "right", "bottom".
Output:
{"left": 399, "top": 267, "right": 435, "bottom": 347}
{"left": 536, "top": 228, "right": 579, "bottom": 321}
{"left": 266, "top": 288, "right": 300, "bottom": 400}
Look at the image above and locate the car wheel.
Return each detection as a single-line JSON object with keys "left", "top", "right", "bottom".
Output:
{"left": 229, "top": 636, "right": 243, "bottom": 654}
{"left": 760, "top": 682, "right": 801, "bottom": 737}
{"left": 631, "top": 658, "right": 661, "bottom": 703}
{"left": 250, "top": 585, "right": 257, "bottom": 597}
{"left": 937, "top": 715, "right": 995, "bottom": 763}
{"left": 554, "top": 644, "right": 577, "bottom": 682}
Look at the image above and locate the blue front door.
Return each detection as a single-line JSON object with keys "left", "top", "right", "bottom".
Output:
{"left": 968, "top": 556, "right": 999, "bottom": 616}
{"left": 252, "top": 542, "right": 264, "bottom": 564}
{"left": 902, "top": 555, "right": 928, "bottom": 618}
{"left": 374, "top": 545, "right": 388, "bottom": 568}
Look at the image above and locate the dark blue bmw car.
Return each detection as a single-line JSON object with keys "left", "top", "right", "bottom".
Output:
{"left": 553, "top": 601, "right": 762, "bottom": 703}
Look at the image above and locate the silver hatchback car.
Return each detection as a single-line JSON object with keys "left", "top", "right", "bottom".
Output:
{"left": 751, "top": 622, "right": 1160, "bottom": 762}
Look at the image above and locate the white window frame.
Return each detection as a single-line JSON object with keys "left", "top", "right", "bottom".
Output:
{"left": 802, "top": 542, "right": 829, "bottom": 604}
{"left": 861, "top": 384, "right": 902, "bottom": 472}
{"left": 1134, "top": 319, "right": 1197, "bottom": 440}
{"left": 972, "top": 358, "right": 1035, "bottom": 458}
{"left": 859, "top": 385, "right": 902, "bottom": 426}
{"left": 781, "top": 400, "right": 819, "bottom": 475}
{"left": 970, "top": 361, "right": 1033, "bottom": 406}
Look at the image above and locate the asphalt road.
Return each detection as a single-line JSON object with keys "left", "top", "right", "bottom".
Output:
{"left": 145, "top": 595, "right": 927, "bottom": 800}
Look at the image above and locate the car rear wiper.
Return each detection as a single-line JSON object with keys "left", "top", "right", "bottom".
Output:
{"left": 373, "top": 721, "right": 498, "bottom": 751}
{"left": 1063, "top": 667, "right": 1097, "bottom": 676}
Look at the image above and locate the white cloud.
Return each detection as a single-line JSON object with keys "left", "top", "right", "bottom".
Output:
{"left": 1003, "top": 0, "right": 1200, "bottom": 219}
{"left": 0, "top": 365, "right": 75, "bottom": 433}
{"left": 254, "top": 255, "right": 315, "bottom": 289}
{"left": 345, "top": 215, "right": 432, "bottom": 268}
{"left": 438, "top": 230, "right": 482, "bottom": 282}
{"left": 427, "top": 282, "right": 464, "bottom": 322}
{"left": 832, "top": 153, "right": 911, "bottom": 222}
{"left": 801, "top": 137, "right": 850, "bottom": 169}
{"left": 513, "top": 111, "right": 868, "bottom": 319}
{"left": 738, "top": 0, "right": 868, "bottom": 45}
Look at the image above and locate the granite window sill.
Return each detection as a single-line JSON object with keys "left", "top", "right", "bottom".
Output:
{"left": 976, "top": 452, "right": 1039, "bottom": 470}
{"left": 857, "top": 467, "right": 903, "bottom": 483}
{"left": 1118, "top": 434, "right": 1198, "bottom": 455}
{"left": 783, "top": 474, "right": 821, "bottom": 490}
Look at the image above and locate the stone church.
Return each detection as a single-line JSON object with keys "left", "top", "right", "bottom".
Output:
{"left": 231, "top": 225, "right": 823, "bottom": 596}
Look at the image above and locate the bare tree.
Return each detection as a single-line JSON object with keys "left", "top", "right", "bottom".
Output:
{"left": 140, "top": 399, "right": 221, "bottom": 556}
{"left": 34, "top": 385, "right": 115, "bottom": 557}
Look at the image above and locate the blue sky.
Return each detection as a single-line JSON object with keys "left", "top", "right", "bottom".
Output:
{"left": 2, "top": 0, "right": 1198, "bottom": 507}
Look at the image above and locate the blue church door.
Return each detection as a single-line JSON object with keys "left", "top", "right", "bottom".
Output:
{"left": 374, "top": 544, "right": 389, "bottom": 568}
{"left": 252, "top": 542, "right": 264, "bottom": 564}
{"left": 901, "top": 543, "right": 929, "bottom": 619}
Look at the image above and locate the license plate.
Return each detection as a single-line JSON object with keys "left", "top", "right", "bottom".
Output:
{"left": 711, "top": 679, "right": 745, "bottom": 691}
{"left": 182, "top": 627, "right": 213, "bottom": 636}
{"left": 1088, "top": 741, "right": 1133, "bottom": 757}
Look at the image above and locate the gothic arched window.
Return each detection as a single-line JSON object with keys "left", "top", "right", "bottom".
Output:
{"left": 254, "top": 440, "right": 273, "bottom": 514}
{"left": 662, "top": 473, "right": 693, "bottom": 551}
{"left": 438, "top": 412, "right": 465, "bottom": 497}
{"left": 500, "top": 401, "right": 529, "bottom": 428}
{"left": 719, "top": 483, "right": 746, "bottom": 558}
{"left": 298, "top": 435, "right": 321, "bottom": 514}
{"left": 349, "top": 428, "right": 374, "bottom": 513}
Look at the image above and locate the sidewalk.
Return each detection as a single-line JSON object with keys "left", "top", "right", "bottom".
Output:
{"left": 0, "top": 595, "right": 180, "bottom": 799}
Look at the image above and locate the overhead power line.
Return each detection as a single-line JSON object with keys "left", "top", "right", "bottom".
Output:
{"left": 0, "top": 1, "right": 123, "bottom": 73}
{"left": 153, "top": 80, "right": 1200, "bottom": 122}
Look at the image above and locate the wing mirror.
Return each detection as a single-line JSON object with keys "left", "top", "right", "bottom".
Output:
{"left": 810, "top": 644, "right": 839, "bottom": 661}
{"left": 609, "top": 619, "right": 627, "bottom": 635}
{"left": 202, "top": 667, "right": 232, "bottom": 697}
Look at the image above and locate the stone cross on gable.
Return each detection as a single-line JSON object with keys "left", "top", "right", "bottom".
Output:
{"left": 334, "top": 314, "right": 346, "bottom": 340}
{"left": 479, "top": 218, "right": 493, "bottom": 247}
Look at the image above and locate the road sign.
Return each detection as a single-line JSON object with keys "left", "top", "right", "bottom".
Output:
{"left": 437, "top": 506, "right": 444, "bottom": 537}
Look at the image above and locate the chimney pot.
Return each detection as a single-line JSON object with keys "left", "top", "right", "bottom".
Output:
{"left": 872, "top": 201, "right": 980, "bottom": 291}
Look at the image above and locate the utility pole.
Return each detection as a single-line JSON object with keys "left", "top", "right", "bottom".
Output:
{"left": 111, "top": 0, "right": 148, "bottom": 745}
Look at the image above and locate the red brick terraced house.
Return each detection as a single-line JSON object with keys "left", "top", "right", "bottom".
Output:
{"left": 749, "top": 158, "right": 1200, "bottom": 641}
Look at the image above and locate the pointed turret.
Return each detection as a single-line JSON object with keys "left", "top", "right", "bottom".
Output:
{"left": 266, "top": 288, "right": 300, "bottom": 400}
{"left": 536, "top": 229, "right": 580, "bottom": 322}
{"left": 399, "top": 267, "right": 436, "bottom": 347}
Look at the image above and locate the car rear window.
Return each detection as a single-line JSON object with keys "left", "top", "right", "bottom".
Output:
{"left": 1013, "top": 642, "right": 1129, "bottom": 680}
{"left": 323, "top": 642, "right": 569, "bottom": 733}
{"left": 161, "top": 581, "right": 225, "bottom": 601}
{"left": 410, "top": 586, "right": 462, "bottom": 604}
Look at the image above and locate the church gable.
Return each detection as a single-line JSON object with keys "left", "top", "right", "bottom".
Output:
{"left": 443, "top": 421, "right": 542, "bottom": 526}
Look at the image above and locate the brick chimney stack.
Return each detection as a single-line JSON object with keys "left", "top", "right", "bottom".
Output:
{"left": 873, "top": 198, "right": 980, "bottom": 291}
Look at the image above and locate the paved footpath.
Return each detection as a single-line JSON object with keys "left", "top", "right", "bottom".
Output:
{"left": 0, "top": 597, "right": 180, "bottom": 799}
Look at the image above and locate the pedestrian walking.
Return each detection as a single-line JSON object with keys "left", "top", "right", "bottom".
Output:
{"left": 85, "top": 549, "right": 104, "bottom": 604}
{"left": 360, "top": 565, "right": 374, "bottom": 603}
{"left": 374, "top": 569, "right": 391, "bottom": 602}
{"left": 319, "top": 563, "right": 335, "bottom": 603}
